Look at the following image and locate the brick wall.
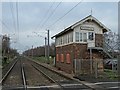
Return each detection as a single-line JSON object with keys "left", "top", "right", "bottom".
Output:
{"left": 56, "top": 42, "right": 104, "bottom": 74}
{"left": 56, "top": 44, "right": 74, "bottom": 73}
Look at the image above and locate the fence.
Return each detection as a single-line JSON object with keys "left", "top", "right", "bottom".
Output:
{"left": 74, "top": 59, "right": 104, "bottom": 78}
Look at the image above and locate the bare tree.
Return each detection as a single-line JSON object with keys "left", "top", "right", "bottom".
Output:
{"left": 23, "top": 43, "right": 55, "bottom": 57}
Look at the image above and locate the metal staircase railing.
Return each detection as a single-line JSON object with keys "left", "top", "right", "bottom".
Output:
{"left": 103, "top": 39, "right": 114, "bottom": 59}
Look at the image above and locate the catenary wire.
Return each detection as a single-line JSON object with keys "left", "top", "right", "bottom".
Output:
{"left": 40, "top": 1, "right": 62, "bottom": 30}
{"left": 34, "top": 1, "right": 56, "bottom": 32}
{"left": 10, "top": 2, "right": 17, "bottom": 34}
{"left": 47, "top": 0, "right": 83, "bottom": 29}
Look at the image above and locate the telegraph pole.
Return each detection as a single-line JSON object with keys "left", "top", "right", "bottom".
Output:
{"left": 45, "top": 37, "right": 47, "bottom": 61}
{"left": 32, "top": 45, "right": 33, "bottom": 58}
{"left": 90, "top": 48, "right": 93, "bottom": 74}
{"left": 47, "top": 30, "right": 50, "bottom": 64}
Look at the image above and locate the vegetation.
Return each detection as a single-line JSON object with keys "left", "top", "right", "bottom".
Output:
{"left": 1, "top": 35, "right": 18, "bottom": 68}
{"left": 32, "top": 56, "right": 54, "bottom": 65}
{"left": 103, "top": 69, "right": 118, "bottom": 80}
{"left": 98, "top": 69, "right": 118, "bottom": 81}
{"left": 23, "top": 43, "right": 55, "bottom": 57}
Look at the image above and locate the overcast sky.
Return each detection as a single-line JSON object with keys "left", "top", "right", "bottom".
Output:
{"left": 2, "top": 1, "right": 118, "bottom": 53}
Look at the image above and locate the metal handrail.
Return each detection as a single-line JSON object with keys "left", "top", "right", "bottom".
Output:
{"left": 103, "top": 36, "right": 115, "bottom": 58}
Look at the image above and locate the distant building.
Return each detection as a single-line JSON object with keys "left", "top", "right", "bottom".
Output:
{"left": 52, "top": 15, "right": 109, "bottom": 74}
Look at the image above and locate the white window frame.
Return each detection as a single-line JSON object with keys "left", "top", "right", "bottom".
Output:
{"left": 88, "top": 32, "right": 94, "bottom": 41}
{"left": 75, "top": 32, "right": 79, "bottom": 42}
{"left": 83, "top": 33, "right": 87, "bottom": 42}
{"left": 79, "top": 33, "right": 82, "bottom": 42}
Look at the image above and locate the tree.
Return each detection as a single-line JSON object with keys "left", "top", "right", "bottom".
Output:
{"left": 23, "top": 43, "right": 55, "bottom": 57}
{"left": 2, "top": 35, "right": 10, "bottom": 56}
{"left": 2, "top": 35, "right": 18, "bottom": 58}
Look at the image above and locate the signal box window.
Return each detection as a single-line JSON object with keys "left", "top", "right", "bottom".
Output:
{"left": 88, "top": 32, "right": 94, "bottom": 40}
{"left": 75, "top": 32, "right": 79, "bottom": 42}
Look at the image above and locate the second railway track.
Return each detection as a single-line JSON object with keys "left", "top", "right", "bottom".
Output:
{"left": 2, "top": 57, "right": 26, "bottom": 90}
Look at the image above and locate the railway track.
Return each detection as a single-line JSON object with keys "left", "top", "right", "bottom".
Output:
{"left": 28, "top": 59, "right": 91, "bottom": 89}
{"left": 21, "top": 63, "right": 27, "bottom": 90}
{"left": 1, "top": 57, "right": 37, "bottom": 90}
{"left": 1, "top": 57, "right": 56, "bottom": 90}
{"left": 1, "top": 57, "right": 92, "bottom": 90}
{"left": 2, "top": 57, "right": 17, "bottom": 77}
{"left": 1, "top": 58, "right": 27, "bottom": 90}
{"left": 22, "top": 59, "right": 54, "bottom": 87}
{"left": 32, "top": 65, "right": 64, "bottom": 89}
{"left": 31, "top": 63, "right": 74, "bottom": 83}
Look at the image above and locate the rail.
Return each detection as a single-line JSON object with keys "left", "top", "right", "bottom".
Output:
{"left": 0, "top": 59, "right": 18, "bottom": 84}
{"left": 29, "top": 59, "right": 74, "bottom": 81}
{"left": 1, "top": 58, "right": 28, "bottom": 90}
{"left": 32, "top": 65, "right": 64, "bottom": 89}
{"left": 21, "top": 63, "right": 27, "bottom": 90}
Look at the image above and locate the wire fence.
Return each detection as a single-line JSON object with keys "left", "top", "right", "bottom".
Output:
{"left": 73, "top": 59, "right": 104, "bottom": 78}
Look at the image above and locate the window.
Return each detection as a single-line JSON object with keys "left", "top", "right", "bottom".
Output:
{"left": 67, "top": 34, "right": 69, "bottom": 43}
{"left": 75, "top": 32, "right": 79, "bottom": 42}
{"left": 83, "top": 33, "right": 87, "bottom": 42}
{"left": 63, "top": 36, "right": 65, "bottom": 44}
{"left": 68, "top": 33, "right": 73, "bottom": 43}
{"left": 56, "top": 32, "right": 73, "bottom": 45}
{"left": 80, "top": 33, "right": 82, "bottom": 41}
{"left": 70, "top": 32, "right": 73, "bottom": 42}
{"left": 88, "top": 32, "right": 94, "bottom": 40}
{"left": 60, "top": 37, "right": 62, "bottom": 45}
{"left": 66, "top": 53, "right": 71, "bottom": 64}
{"left": 61, "top": 54, "right": 64, "bottom": 62}
{"left": 68, "top": 34, "right": 70, "bottom": 43}
{"left": 58, "top": 38, "right": 60, "bottom": 45}
{"left": 68, "top": 33, "right": 71, "bottom": 43}
{"left": 56, "top": 54, "right": 59, "bottom": 62}
{"left": 75, "top": 32, "right": 87, "bottom": 42}
{"left": 56, "top": 39, "right": 58, "bottom": 45}
{"left": 65, "top": 35, "right": 67, "bottom": 44}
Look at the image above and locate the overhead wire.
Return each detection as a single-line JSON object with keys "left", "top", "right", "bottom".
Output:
{"left": 47, "top": 0, "right": 83, "bottom": 29}
{"left": 34, "top": 1, "right": 56, "bottom": 32}
{"left": 10, "top": 2, "right": 16, "bottom": 34}
{"left": 40, "top": 1, "right": 62, "bottom": 30}
{"left": 9, "top": 2, "right": 18, "bottom": 44}
{"left": 0, "top": 19, "right": 12, "bottom": 31}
